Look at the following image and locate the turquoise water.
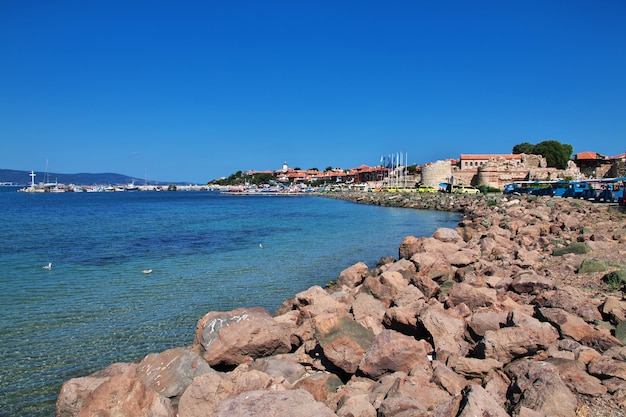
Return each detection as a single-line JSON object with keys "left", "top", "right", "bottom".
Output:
{"left": 0, "top": 188, "right": 460, "bottom": 416}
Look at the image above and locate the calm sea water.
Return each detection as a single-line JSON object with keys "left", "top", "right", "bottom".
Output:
{"left": 0, "top": 188, "right": 460, "bottom": 416}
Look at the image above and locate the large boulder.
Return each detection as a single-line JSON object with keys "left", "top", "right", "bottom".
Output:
{"left": 419, "top": 306, "right": 469, "bottom": 358}
{"left": 293, "top": 285, "right": 351, "bottom": 318}
{"left": 457, "top": 384, "right": 509, "bottom": 417}
{"left": 194, "top": 306, "right": 292, "bottom": 368}
{"left": 56, "top": 363, "right": 136, "bottom": 417}
{"left": 76, "top": 373, "right": 175, "bottom": 417}
{"left": 136, "top": 347, "right": 212, "bottom": 399}
{"left": 447, "top": 282, "right": 497, "bottom": 310}
{"left": 336, "top": 262, "right": 369, "bottom": 288}
{"left": 213, "top": 389, "right": 337, "bottom": 417}
{"left": 177, "top": 370, "right": 237, "bottom": 417}
{"left": 509, "top": 270, "right": 555, "bottom": 294}
{"left": 537, "top": 307, "right": 622, "bottom": 352}
{"left": 478, "top": 311, "right": 559, "bottom": 363}
{"left": 314, "top": 314, "right": 375, "bottom": 374}
{"left": 534, "top": 286, "right": 603, "bottom": 323}
{"left": 506, "top": 359, "right": 578, "bottom": 417}
{"left": 377, "top": 373, "right": 451, "bottom": 415}
{"left": 358, "top": 329, "right": 431, "bottom": 379}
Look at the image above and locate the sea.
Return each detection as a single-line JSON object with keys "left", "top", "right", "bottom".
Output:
{"left": 0, "top": 187, "right": 461, "bottom": 416}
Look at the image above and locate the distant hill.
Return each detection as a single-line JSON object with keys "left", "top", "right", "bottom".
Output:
{"left": 0, "top": 169, "right": 183, "bottom": 186}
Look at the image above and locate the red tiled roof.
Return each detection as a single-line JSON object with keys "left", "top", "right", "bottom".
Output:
{"left": 460, "top": 154, "right": 522, "bottom": 160}
{"left": 576, "top": 151, "right": 598, "bottom": 160}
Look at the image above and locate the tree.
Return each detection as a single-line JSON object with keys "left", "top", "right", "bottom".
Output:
{"left": 512, "top": 142, "right": 535, "bottom": 154}
{"left": 534, "top": 140, "right": 573, "bottom": 169}
{"left": 324, "top": 166, "right": 333, "bottom": 172}
{"left": 512, "top": 140, "right": 573, "bottom": 169}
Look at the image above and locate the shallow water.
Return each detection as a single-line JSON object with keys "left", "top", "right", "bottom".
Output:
{"left": 0, "top": 189, "right": 460, "bottom": 416}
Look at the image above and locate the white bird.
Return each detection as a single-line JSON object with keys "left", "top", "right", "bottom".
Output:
{"left": 141, "top": 269, "right": 152, "bottom": 274}
{"left": 259, "top": 244, "right": 264, "bottom": 249}
{"left": 42, "top": 262, "right": 52, "bottom": 270}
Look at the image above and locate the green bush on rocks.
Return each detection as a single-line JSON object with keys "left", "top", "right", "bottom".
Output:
{"left": 552, "top": 242, "right": 592, "bottom": 256}
{"left": 578, "top": 259, "right": 608, "bottom": 274}
{"left": 603, "top": 270, "right": 626, "bottom": 291}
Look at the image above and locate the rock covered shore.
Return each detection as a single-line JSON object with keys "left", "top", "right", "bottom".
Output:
{"left": 56, "top": 192, "right": 626, "bottom": 417}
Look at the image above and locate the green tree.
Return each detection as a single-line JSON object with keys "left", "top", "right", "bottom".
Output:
{"left": 512, "top": 140, "right": 573, "bottom": 169}
{"left": 324, "top": 166, "right": 333, "bottom": 172}
{"left": 512, "top": 142, "right": 535, "bottom": 154}
{"left": 534, "top": 140, "right": 573, "bottom": 169}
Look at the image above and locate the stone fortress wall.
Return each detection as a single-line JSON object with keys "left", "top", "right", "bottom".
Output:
{"left": 419, "top": 154, "right": 583, "bottom": 190}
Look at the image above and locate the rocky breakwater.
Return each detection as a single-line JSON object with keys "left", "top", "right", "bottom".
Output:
{"left": 56, "top": 193, "right": 626, "bottom": 417}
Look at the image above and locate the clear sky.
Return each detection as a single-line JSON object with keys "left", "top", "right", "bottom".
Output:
{"left": 1, "top": 1, "right": 625, "bottom": 183}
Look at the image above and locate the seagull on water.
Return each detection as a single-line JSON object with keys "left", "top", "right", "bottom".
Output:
{"left": 141, "top": 269, "right": 153, "bottom": 274}
{"left": 259, "top": 244, "right": 264, "bottom": 249}
{"left": 42, "top": 262, "right": 52, "bottom": 270}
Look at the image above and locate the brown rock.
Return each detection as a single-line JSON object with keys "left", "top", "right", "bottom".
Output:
{"left": 293, "top": 371, "right": 343, "bottom": 402}
{"left": 510, "top": 270, "right": 555, "bottom": 294}
{"left": 213, "top": 389, "right": 337, "bottom": 417}
{"left": 433, "top": 227, "right": 463, "bottom": 243}
{"left": 136, "top": 347, "right": 212, "bottom": 399}
{"left": 602, "top": 296, "right": 626, "bottom": 323}
{"left": 247, "top": 355, "right": 307, "bottom": 386}
{"left": 478, "top": 311, "right": 559, "bottom": 362}
{"left": 294, "top": 285, "right": 351, "bottom": 318}
{"left": 177, "top": 370, "right": 237, "bottom": 417}
{"left": 537, "top": 307, "right": 622, "bottom": 351}
{"left": 588, "top": 346, "right": 626, "bottom": 380}
{"left": 411, "top": 274, "right": 440, "bottom": 299}
{"left": 467, "top": 310, "right": 508, "bottom": 339}
{"left": 411, "top": 253, "right": 453, "bottom": 282}
{"left": 359, "top": 329, "right": 431, "bottom": 379}
{"left": 380, "top": 258, "right": 417, "bottom": 275}
{"left": 447, "top": 282, "right": 497, "bottom": 310}
{"left": 77, "top": 373, "right": 175, "bottom": 417}
{"left": 419, "top": 306, "right": 468, "bottom": 358}
{"left": 545, "top": 357, "right": 607, "bottom": 396}
{"left": 336, "top": 262, "right": 369, "bottom": 288}
{"left": 507, "top": 360, "right": 578, "bottom": 417}
{"left": 56, "top": 363, "right": 137, "bottom": 417}
{"left": 315, "top": 314, "right": 375, "bottom": 374}
{"left": 377, "top": 374, "right": 451, "bottom": 415}
{"left": 451, "top": 356, "right": 502, "bottom": 379}
{"left": 431, "top": 360, "right": 468, "bottom": 395}
{"left": 194, "top": 306, "right": 292, "bottom": 368}
{"left": 399, "top": 235, "right": 423, "bottom": 260}
{"left": 351, "top": 292, "right": 387, "bottom": 334}
{"left": 456, "top": 384, "right": 509, "bottom": 417}
{"left": 336, "top": 393, "right": 377, "bottom": 417}
{"left": 446, "top": 248, "right": 480, "bottom": 267}
{"left": 534, "top": 286, "right": 603, "bottom": 323}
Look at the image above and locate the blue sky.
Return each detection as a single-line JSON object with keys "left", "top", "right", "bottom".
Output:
{"left": 1, "top": 1, "right": 625, "bottom": 183}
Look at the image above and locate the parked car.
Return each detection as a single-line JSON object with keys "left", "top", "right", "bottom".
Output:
{"left": 453, "top": 185, "right": 480, "bottom": 194}
{"left": 416, "top": 184, "right": 437, "bottom": 193}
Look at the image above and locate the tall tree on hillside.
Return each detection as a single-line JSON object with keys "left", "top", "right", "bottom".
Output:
{"left": 511, "top": 140, "right": 573, "bottom": 169}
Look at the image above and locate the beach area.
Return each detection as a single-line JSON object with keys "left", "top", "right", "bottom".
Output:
{"left": 55, "top": 191, "right": 626, "bottom": 417}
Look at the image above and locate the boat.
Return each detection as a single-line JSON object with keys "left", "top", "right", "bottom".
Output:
{"left": 125, "top": 182, "right": 140, "bottom": 192}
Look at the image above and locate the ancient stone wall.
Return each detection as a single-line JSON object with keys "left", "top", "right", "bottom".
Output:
{"left": 420, "top": 160, "right": 452, "bottom": 187}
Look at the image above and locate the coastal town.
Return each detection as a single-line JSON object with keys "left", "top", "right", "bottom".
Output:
{"left": 14, "top": 149, "right": 626, "bottom": 205}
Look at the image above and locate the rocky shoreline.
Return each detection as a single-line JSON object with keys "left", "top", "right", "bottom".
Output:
{"left": 56, "top": 192, "right": 626, "bottom": 417}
